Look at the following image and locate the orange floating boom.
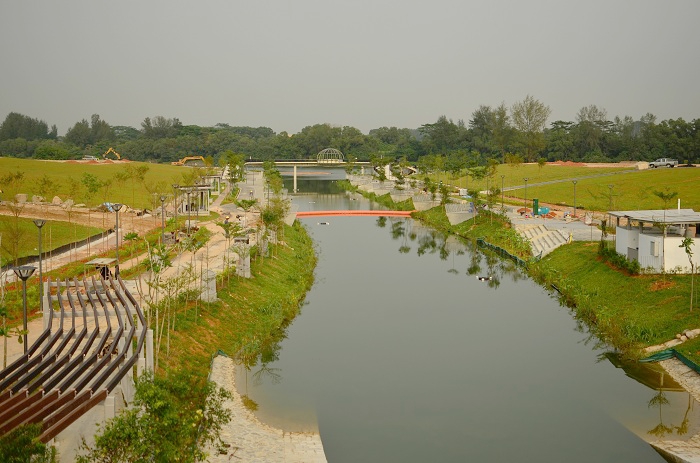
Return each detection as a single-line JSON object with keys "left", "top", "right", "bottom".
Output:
{"left": 296, "top": 210, "right": 415, "bottom": 217}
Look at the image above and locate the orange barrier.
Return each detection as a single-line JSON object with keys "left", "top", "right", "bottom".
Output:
{"left": 296, "top": 210, "right": 415, "bottom": 218}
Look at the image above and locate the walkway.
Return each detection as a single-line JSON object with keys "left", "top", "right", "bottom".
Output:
{"left": 209, "top": 356, "right": 327, "bottom": 463}
{"left": 1, "top": 172, "right": 329, "bottom": 462}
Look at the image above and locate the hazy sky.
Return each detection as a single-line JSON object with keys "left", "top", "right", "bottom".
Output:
{"left": 1, "top": 1, "right": 699, "bottom": 135}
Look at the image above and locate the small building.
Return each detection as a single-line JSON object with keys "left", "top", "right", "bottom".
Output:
{"left": 175, "top": 183, "right": 212, "bottom": 216}
{"left": 610, "top": 209, "right": 700, "bottom": 273}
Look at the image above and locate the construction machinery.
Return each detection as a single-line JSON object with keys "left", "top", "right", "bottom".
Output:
{"left": 171, "top": 156, "right": 206, "bottom": 167}
{"left": 103, "top": 147, "right": 122, "bottom": 160}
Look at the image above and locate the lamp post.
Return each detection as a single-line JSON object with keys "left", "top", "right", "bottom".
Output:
{"left": 572, "top": 180, "right": 578, "bottom": 218}
{"left": 500, "top": 175, "right": 505, "bottom": 208}
{"left": 523, "top": 178, "right": 529, "bottom": 211}
{"left": 172, "top": 184, "right": 179, "bottom": 227}
{"left": 608, "top": 184, "right": 614, "bottom": 211}
{"left": 33, "top": 219, "right": 46, "bottom": 303}
{"left": 186, "top": 188, "right": 192, "bottom": 236}
{"left": 113, "top": 203, "right": 123, "bottom": 277}
{"left": 160, "top": 195, "right": 166, "bottom": 246}
{"left": 13, "top": 266, "right": 36, "bottom": 354}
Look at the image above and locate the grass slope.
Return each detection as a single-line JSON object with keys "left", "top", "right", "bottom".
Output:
{"left": 0, "top": 157, "right": 206, "bottom": 209}
{"left": 158, "top": 222, "right": 317, "bottom": 379}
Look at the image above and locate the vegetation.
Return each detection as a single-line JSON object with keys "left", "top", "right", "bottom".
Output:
{"left": 0, "top": 423, "right": 56, "bottom": 462}
{"left": 156, "top": 221, "right": 316, "bottom": 378}
{"left": 0, "top": 157, "right": 215, "bottom": 209}
{"left": 350, "top": 180, "right": 699, "bottom": 365}
{"left": 530, "top": 242, "right": 700, "bottom": 360}
{"left": 76, "top": 372, "right": 231, "bottom": 463}
{"left": 2, "top": 100, "right": 699, "bottom": 167}
{"left": 0, "top": 216, "right": 102, "bottom": 267}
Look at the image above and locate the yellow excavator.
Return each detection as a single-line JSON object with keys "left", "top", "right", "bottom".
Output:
{"left": 171, "top": 156, "right": 206, "bottom": 167}
{"left": 103, "top": 147, "right": 122, "bottom": 160}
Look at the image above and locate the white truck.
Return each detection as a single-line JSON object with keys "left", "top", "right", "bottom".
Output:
{"left": 648, "top": 158, "right": 678, "bottom": 168}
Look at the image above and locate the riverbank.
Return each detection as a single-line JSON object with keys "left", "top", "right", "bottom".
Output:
{"left": 346, "top": 176, "right": 700, "bottom": 447}
{"left": 208, "top": 355, "right": 327, "bottom": 462}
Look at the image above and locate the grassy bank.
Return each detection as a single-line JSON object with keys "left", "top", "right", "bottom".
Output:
{"left": 157, "top": 221, "right": 317, "bottom": 379}
{"left": 531, "top": 243, "right": 700, "bottom": 360}
{"left": 349, "top": 180, "right": 699, "bottom": 363}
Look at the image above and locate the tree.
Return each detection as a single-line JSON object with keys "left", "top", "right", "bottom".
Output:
{"left": 654, "top": 187, "right": 679, "bottom": 272}
{"left": 679, "top": 237, "right": 695, "bottom": 312}
{"left": 64, "top": 119, "right": 92, "bottom": 148}
{"left": 81, "top": 173, "right": 102, "bottom": 205}
{"left": 492, "top": 103, "right": 513, "bottom": 160}
{"left": 511, "top": 95, "right": 551, "bottom": 162}
{"left": 0, "top": 112, "right": 55, "bottom": 142}
{"left": 574, "top": 104, "right": 608, "bottom": 157}
{"left": 77, "top": 372, "right": 231, "bottom": 463}
{"left": 141, "top": 116, "right": 182, "bottom": 139}
{"left": 420, "top": 115, "right": 461, "bottom": 154}
{"left": 469, "top": 105, "right": 495, "bottom": 154}
{"left": 0, "top": 171, "right": 27, "bottom": 265}
{"left": 0, "top": 423, "right": 56, "bottom": 462}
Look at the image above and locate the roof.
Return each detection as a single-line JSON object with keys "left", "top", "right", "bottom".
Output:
{"left": 608, "top": 209, "right": 700, "bottom": 224}
{"left": 86, "top": 258, "right": 117, "bottom": 266}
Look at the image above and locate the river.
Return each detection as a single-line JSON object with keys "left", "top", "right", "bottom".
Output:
{"left": 235, "top": 168, "right": 699, "bottom": 462}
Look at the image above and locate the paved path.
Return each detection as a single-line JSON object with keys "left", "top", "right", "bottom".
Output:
{"left": 2, "top": 173, "right": 329, "bottom": 462}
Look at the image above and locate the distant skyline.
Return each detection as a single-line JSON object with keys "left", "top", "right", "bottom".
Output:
{"left": 1, "top": 0, "right": 699, "bottom": 135}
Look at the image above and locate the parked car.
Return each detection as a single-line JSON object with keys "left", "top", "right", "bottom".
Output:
{"left": 648, "top": 158, "right": 678, "bottom": 168}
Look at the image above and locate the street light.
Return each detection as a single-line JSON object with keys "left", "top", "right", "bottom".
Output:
{"left": 185, "top": 188, "right": 192, "bottom": 235}
{"left": 13, "top": 266, "right": 36, "bottom": 354}
{"left": 500, "top": 175, "right": 505, "bottom": 208}
{"left": 33, "top": 219, "right": 46, "bottom": 304}
{"left": 160, "top": 195, "right": 166, "bottom": 246}
{"left": 572, "top": 180, "right": 578, "bottom": 218}
{"left": 523, "top": 178, "right": 529, "bottom": 211}
{"left": 113, "top": 203, "right": 123, "bottom": 277}
{"left": 172, "top": 184, "right": 179, "bottom": 227}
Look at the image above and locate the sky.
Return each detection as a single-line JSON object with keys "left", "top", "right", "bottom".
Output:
{"left": 1, "top": 0, "right": 699, "bottom": 136}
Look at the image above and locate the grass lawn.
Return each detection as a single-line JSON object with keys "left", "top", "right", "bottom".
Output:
{"left": 0, "top": 157, "right": 214, "bottom": 209}
{"left": 435, "top": 164, "right": 700, "bottom": 212}
{"left": 532, "top": 242, "right": 699, "bottom": 359}
{"left": 0, "top": 215, "right": 103, "bottom": 267}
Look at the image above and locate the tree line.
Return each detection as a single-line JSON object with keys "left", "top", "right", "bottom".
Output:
{"left": 1, "top": 96, "right": 699, "bottom": 166}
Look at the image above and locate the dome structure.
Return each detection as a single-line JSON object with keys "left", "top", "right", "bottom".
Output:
{"left": 316, "top": 148, "right": 344, "bottom": 164}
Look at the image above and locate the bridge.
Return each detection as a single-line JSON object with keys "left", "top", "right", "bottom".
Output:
{"left": 296, "top": 210, "right": 415, "bottom": 218}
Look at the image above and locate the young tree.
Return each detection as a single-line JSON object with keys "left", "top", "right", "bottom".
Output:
{"left": 77, "top": 373, "right": 231, "bottom": 463}
{"left": 679, "top": 237, "right": 696, "bottom": 312}
{"left": 0, "top": 171, "right": 27, "bottom": 265}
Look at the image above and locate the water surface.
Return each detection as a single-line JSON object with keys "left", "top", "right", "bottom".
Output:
{"left": 236, "top": 173, "right": 698, "bottom": 462}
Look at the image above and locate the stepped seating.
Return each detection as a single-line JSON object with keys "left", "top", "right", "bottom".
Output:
{"left": 516, "top": 224, "right": 570, "bottom": 257}
{"left": 0, "top": 276, "right": 147, "bottom": 443}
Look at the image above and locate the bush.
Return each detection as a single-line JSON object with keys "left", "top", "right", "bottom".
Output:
{"left": 598, "top": 244, "right": 641, "bottom": 275}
